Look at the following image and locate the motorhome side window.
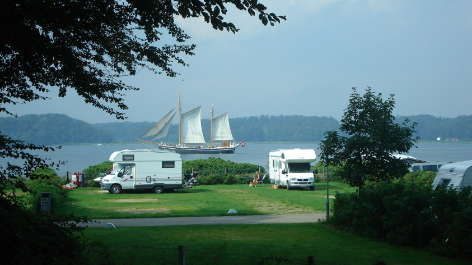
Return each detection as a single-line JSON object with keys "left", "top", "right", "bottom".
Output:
{"left": 288, "top": 163, "right": 312, "bottom": 173}
{"left": 122, "top": 155, "right": 134, "bottom": 161}
{"left": 423, "top": 165, "right": 439, "bottom": 172}
{"left": 123, "top": 165, "right": 133, "bottom": 175}
{"left": 162, "top": 161, "right": 175, "bottom": 168}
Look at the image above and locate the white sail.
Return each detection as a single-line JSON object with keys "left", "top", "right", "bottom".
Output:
{"left": 151, "top": 113, "right": 175, "bottom": 140}
{"left": 181, "top": 106, "right": 206, "bottom": 144}
{"left": 212, "top": 112, "right": 234, "bottom": 141}
{"left": 138, "top": 109, "right": 175, "bottom": 138}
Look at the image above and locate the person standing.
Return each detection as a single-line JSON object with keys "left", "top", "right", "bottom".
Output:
{"left": 253, "top": 171, "right": 260, "bottom": 183}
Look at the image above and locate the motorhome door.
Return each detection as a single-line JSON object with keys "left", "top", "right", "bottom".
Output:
{"left": 119, "top": 164, "right": 135, "bottom": 189}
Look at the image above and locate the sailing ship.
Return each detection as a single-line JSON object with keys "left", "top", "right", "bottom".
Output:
{"left": 137, "top": 89, "right": 243, "bottom": 154}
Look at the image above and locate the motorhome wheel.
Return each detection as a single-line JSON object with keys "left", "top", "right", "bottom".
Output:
{"left": 286, "top": 182, "right": 291, "bottom": 190}
{"left": 154, "top": 186, "right": 164, "bottom": 194}
{"left": 110, "top": 184, "right": 122, "bottom": 194}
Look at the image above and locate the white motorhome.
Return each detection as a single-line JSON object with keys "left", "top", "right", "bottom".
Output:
{"left": 431, "top": 160, "right": 472, "bottom": 190}
{"left": 269, "top": 149, "right": 316, "bottom": 190}
{"left": 100, "top": 149, "right": 191, "bottom": 194}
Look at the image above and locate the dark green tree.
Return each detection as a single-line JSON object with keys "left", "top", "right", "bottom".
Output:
{"left": 319, "top": 87, "right": 419, "bottom": 189}
{"left": 1, "top": 0, "right": 285, "bottom": 119}
{"left": 1, "top": 0, "right": 284, "bottom": 191}
{"left": 0, "top": 1, "right": 284, "bottom": 263}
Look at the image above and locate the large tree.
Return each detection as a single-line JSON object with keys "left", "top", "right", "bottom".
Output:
{"left": 1, "top": 0, "right": 284, "bottom": 119}
{"left": 319, "top": 87, "right": 419, "bottom": 189}
{"left": 0, "top": 1, "right": 283, "bottom": 262}
{"left": 1, "top": 0, "right": 284, "bottom": 187}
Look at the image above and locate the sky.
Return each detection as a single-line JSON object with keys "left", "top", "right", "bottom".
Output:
{"left": 3, "top": 0, "right": 472, "bottom": 123}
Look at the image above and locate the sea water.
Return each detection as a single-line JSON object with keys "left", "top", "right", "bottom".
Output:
{"left": 2, "top": 142, "right": 472, "bottom": 176}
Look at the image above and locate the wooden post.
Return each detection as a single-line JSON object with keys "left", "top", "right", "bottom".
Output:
{"left": 179, "top": 245, "right": 185, "bottom": 265}
{"left": 225, "top": 167, "right": 227, "bottom": 174}
{"left": 308, "top": 255, "right": 314, "bottom": 265}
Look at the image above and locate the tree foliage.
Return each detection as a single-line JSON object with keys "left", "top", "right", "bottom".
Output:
{"left": 83, "top": 160, "right": 113, "bottom": 181}
{"left": 331, "top": 182, "right": 472, "bottom": 258}
{"left": 0, "top": 113, "right": 115, "bottom": 145}
{"left": 1, "top": 0, "right": 285, "bottom": 119}
{"left": 183, "top": 157, "right": 264, "bottom": 173}
{"left": 0, "top": 1, "right": 283, "bottom": 263}
{"left": 319, "top": 87, "right": 419, "bottom": 188}
{"left": 0, "top": 0, "right": 284, "bottom": 193}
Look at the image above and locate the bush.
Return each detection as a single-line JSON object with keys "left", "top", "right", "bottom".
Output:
{"left": 29, "top": 184, "right": 67, "bottom": 213}
{"left": 312, "top": 162, "right": 345, "bottom": 183}
{"left": 330, "top": 180, "right": 472, "bottom": 259}
{"left": 83, "top": 161, "right": 113, "bottom": 181}
{"left": 0, "top": 195, "right": 101, "bottom": 264}
{"left": 31, "top": 167, "right": 58, "bottom": 179}
{"left": 398, "top": 170, "right": 436, "bottom": 186}
{"left": 183, "top": 157, "right": 265, "bottom": 175}
{"left": 197, "top": 174, "right": 237, "bottom": 185}
{"left": 26, "top": 175, "right": 64, "bottom": 190}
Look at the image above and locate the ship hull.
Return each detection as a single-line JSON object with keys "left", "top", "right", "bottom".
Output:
{"left": 159, "top": 145, "right": 236, "bottom": 154}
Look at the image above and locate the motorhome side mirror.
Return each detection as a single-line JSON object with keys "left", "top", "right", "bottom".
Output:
{"left": 118, "top": 172, "right": 123, "bottom": 177}
{"left": 282, "top": 170, "right": 287, "bottom": 174}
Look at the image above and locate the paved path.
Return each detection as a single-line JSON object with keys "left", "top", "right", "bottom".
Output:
{"left": 84, "top": 213, "right": 326, "bottom": 227}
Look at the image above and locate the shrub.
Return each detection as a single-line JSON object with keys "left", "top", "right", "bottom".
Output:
{"left": 183, "top": 157, "right": 265, "bottom": 175}
{"left": 31, "top": 167, "right": 58, "bottom": 179}
{"left": 83, "top": 161, "right": 113, "bottom": 181}
{"left": 398, "top": 170, "right": 436, "bottom": 186}
{"left": 197, "top": 173, "right": 238, "bottom": 185}
{"left": 312, "top": 162, "right": 345, "bottom": 183}
{"left": 330, "top": 180, "right": 472, "bottom": 259}
{"left": 26, "top": 175, "right": 64, "bottom": 190}
{"left": 29, "top": 184, "right": 67, "bottom": 213}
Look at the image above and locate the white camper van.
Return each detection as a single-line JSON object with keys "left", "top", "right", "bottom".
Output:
{"left": 269, "top": 149, "right": 316, "bottom": 190}
{"left": 431, "top": 160, "right": 472, "bottom": 190}
{"left": 100, "top": 149, "right": 191, "bottom": 194}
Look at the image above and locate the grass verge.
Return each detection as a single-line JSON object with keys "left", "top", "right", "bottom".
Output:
{"left": 58, "top": 183, "right": 355, "bottom": 218}
{"left": 83, "top": 223, "right": 467, "bottom": 265}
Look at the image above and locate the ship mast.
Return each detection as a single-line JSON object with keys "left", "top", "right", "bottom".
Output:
{"left": 178, "top": 86, "right": 181, "bottom": 145}
{"left": 210, "top": 101, "right": 214, "bottom": 147}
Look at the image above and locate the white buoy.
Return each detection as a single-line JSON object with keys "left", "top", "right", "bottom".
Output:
{"left": 103, "top": 223, "right": 116, "bottom": 229}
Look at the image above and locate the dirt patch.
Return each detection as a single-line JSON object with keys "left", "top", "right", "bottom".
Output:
{"left": 215, "top": 188, "right": 313, "bottom": 214}
{"left": 214, "top": 189, "right": 250, "bottom": 194}
{"left": 116, "top": 208, "right": 170, "bottom": 214}
{"left": 255, "top": 202, "right": 313, "bottom": 214}
{"left": 108, "top": 199, "right": 159, "bottom": 203}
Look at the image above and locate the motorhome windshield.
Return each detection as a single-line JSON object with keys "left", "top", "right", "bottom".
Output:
{"left": 288, "top": 163, "right": 312, "bottom": 173}
{"left": 110, "top": 165, "right": 126, "bottom": 175}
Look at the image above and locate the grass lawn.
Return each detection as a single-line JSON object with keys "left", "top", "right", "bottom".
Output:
{"left": 61, "top": 184, "right": 468, "bottom": 264}
{"left": 83, "top": 223, "right": 467, "bottom": 265}
{"left": 58, "top": 183, "right": 356, "bottom": 218}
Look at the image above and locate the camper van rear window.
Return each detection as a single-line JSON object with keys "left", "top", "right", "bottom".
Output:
{"left": 162, "top": 161, "right": 175, "bottom": 168}
{"left": 122, "top": 155, "right": 134, "bottom": 161}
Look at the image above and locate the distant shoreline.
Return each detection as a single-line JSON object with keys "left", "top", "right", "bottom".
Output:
{"left": 53, "top": 140, "right": 472, "bottom": 146}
